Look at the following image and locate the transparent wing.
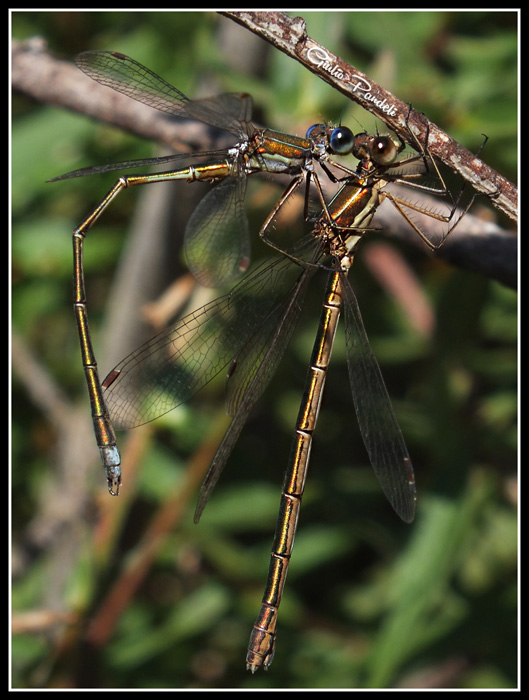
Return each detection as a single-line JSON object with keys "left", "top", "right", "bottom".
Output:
{"left": 75, "top": 51, "right": 253, "bottom": 137}
{"left": 102, "top": 239, "right": 319, "bottom": 431}
{"left": 194, "top": 262, "right": 316, "bottom": 522}
{"left": 341, "top": 268, "right": 417, "bottom": 523}
{"left": 184, "top": 176, "right": 251, "bottom": 288}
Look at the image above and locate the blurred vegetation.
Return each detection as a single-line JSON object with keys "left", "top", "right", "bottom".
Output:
{"left": 12, "top": 10, "right": 517, "bottom": 690}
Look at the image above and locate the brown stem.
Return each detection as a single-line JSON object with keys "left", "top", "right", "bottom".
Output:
{"left": 12, "top": 35, "right": 517, "bottom": 288}
{"left": 221, "top": 11, "right": 517, "bottom": 224}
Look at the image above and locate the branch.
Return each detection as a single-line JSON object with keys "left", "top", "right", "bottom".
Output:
{"left": 12, "top": 37, "right": 517, "bottom": 288}
{"left": 222, "top": 11, "right": 517, "bottom": 224}
{"left": 12, "top": 37, "right": 228, "bottom": 154}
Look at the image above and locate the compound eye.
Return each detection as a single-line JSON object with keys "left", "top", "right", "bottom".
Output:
{"left": 329, "top": 126, "right": 354, "bottom": 155}
{"left": 306, "top": 123, "right": 327, "bottom": 140}
{"left": 372, "top": 136, "right": 398, "bottom": 165}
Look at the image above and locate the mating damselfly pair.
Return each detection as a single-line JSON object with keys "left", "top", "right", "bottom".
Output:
{"left": 50, "top": 51, "right": 476, "bottom": 671}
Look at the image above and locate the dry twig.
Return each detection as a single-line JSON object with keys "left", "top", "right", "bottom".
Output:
{"left": 12, "top": 30, "right": 517, "bottom": 288}
{"left": 222, "top": 11, "right": 517, "bottom": 224}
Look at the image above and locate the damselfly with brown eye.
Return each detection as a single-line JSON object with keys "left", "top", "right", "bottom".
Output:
{"left": 242, "top": 120, "right": 477, "bottom": 671}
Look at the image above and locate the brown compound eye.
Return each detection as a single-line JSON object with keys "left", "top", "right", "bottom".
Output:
{"left": 371, "top": 136, "right": 398, "bottom": 165}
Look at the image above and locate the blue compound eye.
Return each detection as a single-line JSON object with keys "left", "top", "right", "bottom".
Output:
{"left": 306, "top": 123, "right": 327, "bottom": 140}
{"left": 329, "top": 126, "right": 354, "bottom": 155}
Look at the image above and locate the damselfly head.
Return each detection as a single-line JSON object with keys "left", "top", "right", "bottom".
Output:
{"left": 352, "top": 133, "right": 402, "bottom": 167}
{"left": 306, "top": 123, "right": 355, "bottom": 156}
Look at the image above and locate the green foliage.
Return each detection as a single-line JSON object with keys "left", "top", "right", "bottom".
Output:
{"left": 12, "top": 10, "right": 517, "bottom": 690}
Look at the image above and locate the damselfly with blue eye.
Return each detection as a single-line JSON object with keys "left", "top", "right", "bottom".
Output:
{"left": 50, "top": 50, "right": 371, "bottom": 495}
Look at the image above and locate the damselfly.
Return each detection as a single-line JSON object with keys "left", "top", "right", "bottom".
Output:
{"left": 52, "top": 51, "right": 473, "bottom": 671}
{"left": 50, "top": 51, "right": 367, "bottom": 495}
{"left": 242, "top": 124, "right": 474, "bottom": 670}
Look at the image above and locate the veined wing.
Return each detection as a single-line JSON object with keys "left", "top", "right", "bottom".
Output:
{"left": 341, "top": 266, "right": 417, "bottom": 523}
{"left": 75, "top": 51, "right": 253, "bottom": 138}
{"left": 194, "top": 261, "right": 317, "bottom": 522}
{"left": 184, "top": 175, "right": 250, "bottom": 288}
{"left": 103, "top": 237, "right": 320, "bottom": 431}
